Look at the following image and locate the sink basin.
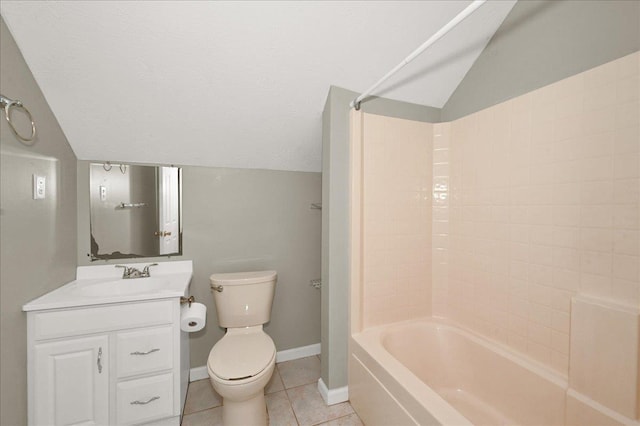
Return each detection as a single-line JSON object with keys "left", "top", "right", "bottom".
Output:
{"left": 77, "top": 278, "right": 170, "bottom": 297}
{"left": 22, "top": 260, "right": 193, "bottom": 312}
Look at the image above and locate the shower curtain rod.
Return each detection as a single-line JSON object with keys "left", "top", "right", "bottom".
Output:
{"left": 350, "top": 0, "right": 487, "bottom": 110}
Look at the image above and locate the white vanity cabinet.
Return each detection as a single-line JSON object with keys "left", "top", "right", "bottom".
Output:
{"left": 26, "top": 299, "right": 186, "bottom": 426}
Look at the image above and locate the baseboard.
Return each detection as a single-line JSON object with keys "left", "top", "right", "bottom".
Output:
{"left": 275, "top": 343, "right": 321, "bottom": 363}
{"left": 318, "top": 378, "right": 349, "bottom": 405}
{"left": 189, "top": 365, "right": 209, "bottom": 382}
{"left": 190, "top": 342, "right": 321, "bottom": 382}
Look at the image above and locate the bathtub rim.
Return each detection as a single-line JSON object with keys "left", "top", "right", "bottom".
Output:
{"left": 351, "top": 332, "right": 473, "bottom": 426}
{"left": 351, "top": 316, "right": 569, "bottom": 426}
{"left": 379, "top": 316, "right": 569, "bottom": 389}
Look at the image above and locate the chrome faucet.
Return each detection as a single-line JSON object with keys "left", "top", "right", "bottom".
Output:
{"left": 142, "top": 263, "right": 158, "bottom": 276}
{"left": 115, "top": 263, "right": 158, "bottom": 279}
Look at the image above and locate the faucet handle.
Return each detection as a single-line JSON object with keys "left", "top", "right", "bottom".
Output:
{"left": 115, "top": 264, "right": 131, "bottom": 278}
{"left": 142, "top": 263, "right": 158, "bottom": 276}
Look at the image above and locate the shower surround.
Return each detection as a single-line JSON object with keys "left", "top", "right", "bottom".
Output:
{"left": 349, "top": 51, "right": 640, "bottom": 425}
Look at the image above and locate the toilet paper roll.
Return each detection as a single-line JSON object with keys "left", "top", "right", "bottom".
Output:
{"left": 180, "top": 302, "right": 207, "bottom": 332}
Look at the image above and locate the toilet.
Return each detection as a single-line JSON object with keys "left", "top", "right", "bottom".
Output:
{"left": 207, "top": 270, "right": 277, "bottom": 426}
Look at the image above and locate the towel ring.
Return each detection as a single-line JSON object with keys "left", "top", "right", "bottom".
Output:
{"left": 0, "top": 94, "right": 36, "bottom": 145}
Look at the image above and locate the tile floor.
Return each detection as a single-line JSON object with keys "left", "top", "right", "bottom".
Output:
{"left": 181, "top": 355, "right": 363, "bottom": 426}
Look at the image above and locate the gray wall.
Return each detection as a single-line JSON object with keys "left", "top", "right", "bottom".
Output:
{"left": 79, "top": 163, "right": 322, "bottom": 367}
{"left": 183, "top": 167, "right": 321, "bottom": 366}
{"left": 0, "top": 17, "right": 78, "bottom": 426}
{"left": 442, "top": 0, "right": 640, "bottom": 121}
{"left": 321, "top": 86, "right": 440, "bottom": 390}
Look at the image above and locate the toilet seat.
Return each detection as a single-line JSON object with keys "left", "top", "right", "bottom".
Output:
{"left": 208, "top": 328, "right": 275, "bottom": 381}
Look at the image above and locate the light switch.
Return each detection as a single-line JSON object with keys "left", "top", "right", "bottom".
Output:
{"left": 100, "top": 185, "right": 107, "bottom": 201}
{"left": 33, "top": 175, "right": 45, "bottom": 200}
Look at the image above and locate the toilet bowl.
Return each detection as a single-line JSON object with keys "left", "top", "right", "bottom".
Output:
{"left": 207, "top": 327, "right": 275, "bottom": 425}
{"left": 207, "top": 271, "right": 277, "bottom": 426}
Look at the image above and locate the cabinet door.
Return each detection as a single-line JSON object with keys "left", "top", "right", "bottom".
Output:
{"left": 34, "top": 335, "right": 109, "bottom": 425}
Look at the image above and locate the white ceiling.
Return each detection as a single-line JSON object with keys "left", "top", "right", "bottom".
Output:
{"left": 1, "top": 1, "right": 516, "bottom": 172}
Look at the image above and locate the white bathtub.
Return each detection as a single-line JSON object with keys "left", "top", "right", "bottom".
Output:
{"left": 349, "top": 318, "right": 630, "bottom": 426}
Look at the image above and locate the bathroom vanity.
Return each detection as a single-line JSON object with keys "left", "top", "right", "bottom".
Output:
{"left": 22, "top": 261, "right": 193, "bottom": 426}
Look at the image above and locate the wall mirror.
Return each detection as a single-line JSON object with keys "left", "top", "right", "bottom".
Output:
{"left": 89, "top": 162, "right": 182, "bottom": 261}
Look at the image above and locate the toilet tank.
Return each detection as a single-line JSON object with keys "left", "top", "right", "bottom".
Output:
{"left": 209, "top": 271, "right": 277, "bottom": 328}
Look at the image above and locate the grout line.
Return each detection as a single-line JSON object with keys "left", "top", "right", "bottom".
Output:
{"left": 283, "top": 384, "right": 301, "bottom": 426}
{"left": 283, "top": 376, "right": 322, "bottom": 390}
{"left": 182, "top": 381, "right": 223, "bottom": 418}
{"left": 183, "top": 402, "right": 223, "bottom": 417}
{"left": 186, "top": 358, "right": 323, "bottom": 425}
{"left": 269, "top": 368, "right": 285, "bottom": 394}
{"left": 309, "top": 411, "right": 358, "bottom": 426}
{"left": 278, "top": 357, "right": 322, "bottom": 390}
{"left": 182, "top": 404, "right": 222, "bottom": 418}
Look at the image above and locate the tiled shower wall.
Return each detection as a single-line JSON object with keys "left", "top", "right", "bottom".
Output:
{"left": 432, "top": 52, "right": 639, "bottom": 376}
{"left": 362, "top": 113, "right": 433, "bottom": 328}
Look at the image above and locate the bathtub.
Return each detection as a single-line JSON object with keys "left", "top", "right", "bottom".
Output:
{"left": 349, "top": 318, "right": 630, "bottom": 426}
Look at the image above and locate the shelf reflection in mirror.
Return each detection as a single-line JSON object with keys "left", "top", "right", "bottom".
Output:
{"left": 89, "top": 162, "right": 182, "bottom": 261}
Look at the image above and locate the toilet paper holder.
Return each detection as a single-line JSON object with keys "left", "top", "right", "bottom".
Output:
{"left": 180, "top": 296, "right": 195, "bottom": 307}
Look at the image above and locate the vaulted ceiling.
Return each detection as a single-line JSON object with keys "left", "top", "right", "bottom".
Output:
{"left": 1, "top": 1, "right": 516, "bottom": 172}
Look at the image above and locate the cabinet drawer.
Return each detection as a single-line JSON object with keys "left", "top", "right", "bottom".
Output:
{"left": 33, "top": 300, "right": 174, "bottom": 340}
{"left": 116, "top": 373, "right": 174, "bottom": 425}
{"left": 117, "top": 326, "right": 174, "bottom": 378}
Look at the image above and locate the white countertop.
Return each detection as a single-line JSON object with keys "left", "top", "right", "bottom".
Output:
{"left": 23, "top": 260, "right": 193, "bottom": 312}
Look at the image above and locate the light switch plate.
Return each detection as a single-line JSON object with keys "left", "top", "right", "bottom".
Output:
{"left": 33, "top": 174, "right": 46, "bottom": 199}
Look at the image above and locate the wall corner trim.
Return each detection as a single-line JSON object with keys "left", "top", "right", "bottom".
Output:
{"left": 189, "top": 342, "right": 321, "bottom": 382}
{"left": 318, "top": 378, "right": 349, "bottom": 406}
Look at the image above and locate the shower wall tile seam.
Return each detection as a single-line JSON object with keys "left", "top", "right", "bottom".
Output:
{"left": 361, "top": 53, "right": 638, "bottom": 377}
{"left": 361, "top": 114, "right": 434, "bottom": 328}
{"left": 432, "top": 51, "right": 640, "bottom": 376}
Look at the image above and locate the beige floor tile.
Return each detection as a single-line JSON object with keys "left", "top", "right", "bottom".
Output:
{"left": 181, "top": 406, "right": 223, "bottom": 426}
{"left": 184, "top": 379, "right": 222, "bottom": 414}
{"left": 266, "top": 368, "right": 285, "bottom": 394}
{"left": 287, "top": 383, "right": 354, "bottom": 426}
{"left": 316, "top": 413, "right": 363, "bottom": 426}
{"left": 266, "top": 390, "right": 298, "bottom": 426}
{"left": 278, "top": 356, "right": 321, "bottom": 389}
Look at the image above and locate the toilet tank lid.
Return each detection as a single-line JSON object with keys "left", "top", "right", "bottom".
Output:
{"left": 210, "top": 270, "right": 277, "bottom": 286}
